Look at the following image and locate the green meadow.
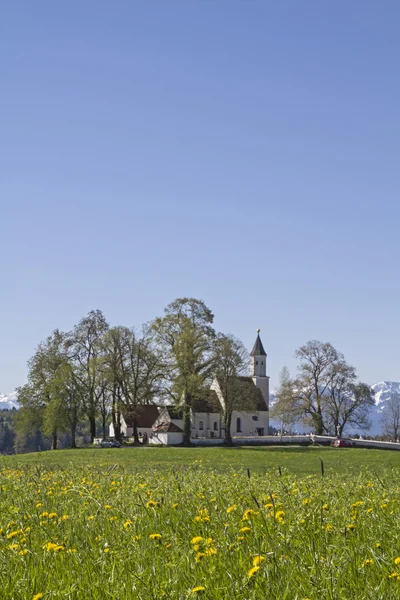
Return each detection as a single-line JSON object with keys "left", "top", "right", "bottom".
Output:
{"left": 1, "top": 447, "right": 400, "bottom": 599}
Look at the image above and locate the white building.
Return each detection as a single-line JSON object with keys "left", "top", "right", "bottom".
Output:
{"left": 109, "top": 330, "right": 269, "bottom": 444}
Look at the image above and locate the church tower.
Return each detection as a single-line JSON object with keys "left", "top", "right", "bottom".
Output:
{"left": 250, "top": 329, "right": 269, "bottom": 410}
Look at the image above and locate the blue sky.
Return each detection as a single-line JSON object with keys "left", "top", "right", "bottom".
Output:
{"left": 1, "top": 1, "right": 400, "bottom": 392}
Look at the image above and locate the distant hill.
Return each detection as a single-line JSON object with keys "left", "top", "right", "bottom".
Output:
{"left": 0, "top": 392, "right": 18, "bottom": 411}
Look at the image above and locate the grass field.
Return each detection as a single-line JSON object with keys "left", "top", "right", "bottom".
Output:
{"left": 1, "top": 446, "right": 400, "bottom": 599}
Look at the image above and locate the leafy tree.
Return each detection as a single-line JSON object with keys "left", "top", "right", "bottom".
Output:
{"left": 211, "top": 333, "right": 252, "bottom": 445}
{"left": 101, "top": 326, "right": 162, "bottom": 443}
{"left": 66, "top": 310, "right": 109, "bottom": 442}
{"left": 152, "top": 298, "right": 215, "bottom": 445}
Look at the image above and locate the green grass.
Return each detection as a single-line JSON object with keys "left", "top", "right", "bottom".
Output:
{"left": 2, "top": 447, "right": 400, "bottom": 599}
{"left": 2, "top": 445, "right": 400, "bottom": 476}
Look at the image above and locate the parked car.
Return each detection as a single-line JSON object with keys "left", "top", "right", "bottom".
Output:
{"left": 100, "top": 439, "right": 121, "bottom": 448}
{"left": 333, "top": 438, "right": 353, "bottom": 448}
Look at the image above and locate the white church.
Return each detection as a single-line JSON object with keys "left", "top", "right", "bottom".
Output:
{"left": 109, "top": 330, "right": 269, "bottom": 444}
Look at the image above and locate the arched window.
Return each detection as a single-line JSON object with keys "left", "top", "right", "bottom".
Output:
{"left": 213, "top": 421, "right": 218, "bottom": 431}
{"left": 236, "top": 418, "right": 242, "bottom": 433}
{"left": 199, "top": 421, "right": 204, "bottom": 431}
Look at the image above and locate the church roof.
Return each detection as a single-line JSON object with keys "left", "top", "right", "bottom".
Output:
{"left": 250, "top": 332, "right": 267, "bottom": 357}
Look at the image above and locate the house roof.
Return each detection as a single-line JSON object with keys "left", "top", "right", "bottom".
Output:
{"left": 152, "top": 421, "right": 184, "bottom": 433}
{"left": 192, "top": 389, "right": 220, "bottom": 413}
{"left": 237, "top": 377, "right": 268, "bottom": 411}
{"left": 124, "top": 405, "right": 160, "bottom": 428}
{"left": 161, "top": 405, "right": 184, "bottom": 420}
{"left": 250, "top": 332, "right": 267, "bottom": 357}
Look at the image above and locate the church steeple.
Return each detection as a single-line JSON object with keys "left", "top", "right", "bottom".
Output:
{"left": 250, "top": 329, "right": 267, "bottom": 378}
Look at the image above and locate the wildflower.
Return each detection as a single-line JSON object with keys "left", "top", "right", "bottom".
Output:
{"left": 242, "top": 509, "right": 259, "bottom": 521}
{"left": 32, "top": 594, "right": 43, "bottom": 600}
{"left": 248, "top": 566, "right": 260, "bottom": 578}
{"left": 67, "top": 549, "right": 77, "bottom": 553}
{"left": 191, "top": 587, "right": 205, "bottom": 594}
{"left": 172, "top": 503, "right": 179, "bottom": 509}
{"left": 104, "top": 505, "right": 112, "bottom": 509}
{"left": 240, "top": 527, "right": 251, "bottom": 533}
{"left": 389, "top": 573, "right": 400, "bottom": 579}
{"left": 226, "top": 505, "right": 237, "bottom": 513}
{"left": 103, "top": 548, "right": 110, "bottom": 553}
{"left": 149, "top": 533, "right": 161, "bottom": 540}
{"left": 8, "top": 543, "right": 19, "bottom": 550}
{"left": 253, "top": 555, "right": 265, "bottom": 567}
{"left": 394, "top": 557, "right": 400, "bottom": 565}
{"left": 347, "top": 524, "right": 355, "bottom": 531}
{"left": 88, "top": 516, "right": 94, "bottom": 521}
{"left": 302, "top": 499, "right": 310, "bottom": 505}
{"left": 7, "top": 530, "right": 20, "bottom": 540}
{"left": 195, "top": 552, "right": 206, "bottom": 562}
{"left": 362, "top": 559, "right": 374, "bottom": 567}
{"left": 40, "top": 512, "right": 49, "bottom": 518}
{"left": 325, "top": 524, "right": 334, "bottom": 532}
{"left": 165, "top": 543, "right": 172, "bottom": 549}
{"left": 191, "top": 536, "right": 203, "bottom": 545}
{"left": 146, "top": 500, "right": 158, "bottom": 508}
{"left": 36, "top": 503, "right": 43, "bottom": 509}
{"left": 123, "top": 520, "right": 133, "bottom": 529}
{"left": 322, "top": 504, "right": 328, "bottom": 510}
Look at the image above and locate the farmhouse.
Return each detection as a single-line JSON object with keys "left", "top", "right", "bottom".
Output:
{"left": 109, "top": 330, "right": 269, "bottom": 444}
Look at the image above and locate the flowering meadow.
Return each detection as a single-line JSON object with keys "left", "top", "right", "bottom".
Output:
{"left": 1, "top": 448, "right": 400, "bottom": 599}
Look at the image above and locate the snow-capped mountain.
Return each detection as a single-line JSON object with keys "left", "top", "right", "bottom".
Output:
{"left": 0, "top": 392, "right": 19, "bottom": 411}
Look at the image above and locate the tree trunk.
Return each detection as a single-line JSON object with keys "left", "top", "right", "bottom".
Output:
{"left": 102, "top": 412, "right": 106, "bottom": 439}
{"left": 70, "top": 403, "right": 78, "bottom": 448}
{"left": 224, "top": 411, "right": 233, "bottom": 446}
{"left": 111, "top": 386, "right": 122, "bottom": 442}
{"left": 183, "top": 401, "right": 192, "bottom": 446}
{"left": 51, "top": 431, "right": 58, "bottom": 450}
{"left": 88, "top": 414, "right": 96, "bottom": 443}
{"left": 313, "top": 409, "right": 324, "bottom": 436}
{"left": 133, "top": 416, "right": 139, "bottom": 445}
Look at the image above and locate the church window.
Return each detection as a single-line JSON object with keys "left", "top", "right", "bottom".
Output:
{"left": 252, "top": 415, "right": 258, "bottom": 421}
{"left": 236, "top": 418, "right": 242, "bottom": 433}
{"left": 256, "top": 361, "right": 258, "bottom": 365}
{"left": 213, "top": 421, "right": 218, "bottom": 431}
{"left": 261, "top": 361, "right": 263, "bottom": 365}
{"left": 199, "top": 421, "right": 204, "bottom": 430}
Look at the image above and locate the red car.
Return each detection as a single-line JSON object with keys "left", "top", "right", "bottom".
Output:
{"left": 333, "top": 439, "right": 353, "bottom": 448}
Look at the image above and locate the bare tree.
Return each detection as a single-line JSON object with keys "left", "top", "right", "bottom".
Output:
{"left": 270, "top": 366, "right": 300, "bottom": 437}
{"left": 381, "top": 396, "right": 400, "bottom": 441}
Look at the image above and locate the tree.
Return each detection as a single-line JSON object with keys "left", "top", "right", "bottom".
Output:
{"left": 101, "top": 326, "right": 162, "bottom": 443}
{"left": 293, "top": 341, "right": 340, "bottom": 435}
{"left": 66, "top": 310, "right": 109, "bottom": 442}
{"left": 152, "top": 298, "right": 215, "bottom": 445}
{"left": 274, "top": 341, "right": 374, "bottom": 437}
{"left": 270, "top": 366, "right": 299, "bottom": 437}
{"left": 381, "top": 395, "right": 400, "bottom": 441}
{"left": 17, "top": 330, "right": 70, "bottom": 449}
{"left": 323, "top": 361, "right": 374, "bottom": 436}
{"left": 211, "top": 334, "right": 252, "bottom": 445}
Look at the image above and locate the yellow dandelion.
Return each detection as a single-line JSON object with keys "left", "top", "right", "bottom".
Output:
{"left": 104, "top": 505, "right": 112, "bottom": 509}
{"left": 48, "top": 513, "right": 57, "bottom": 519}
{"left": 240, "top": 526, "right": 251, "bottom": 533}
{"left": 362, "top": 559, "right": 374, "bottom": 567}
{"left": 103, "top": 548, "right": 110, "bottom": 553}
{"left": 88, "top": 516, "right": 94, "bottom": 521}
{"left": 32, "top": 594, "right": 43, "bottom": 600}
{"left": 19, "top": 549, "right": 28, "bottom": 556}
{"left": 227, "top": 505, "right": 237, "bottom": 513}
{"left": 248, "top": 566, "right": 260, "bottom": 578}
{"left": 322, "top": 504, "right": 328, "bottom": 510}
{"left": 394, "top": 557, "right": 400, "bottom": 565}
{"left": 123, "top": 520, "right": 133, "bottom": 529}
{"left": 191, "top": 536, "right": 203, "bottom": 545}
{"left": 172, "top": 503, "right": 179, "bottom": 509}
{"left": 191, "top": 586, "right": 205, "bottom": 594}
{"left": 7, "top": 530, "right": 20, "bottom": 540}
{"left": 347, "top": 524, "right": 355, "bottom": 530}
{"left": 195, "top": 552, "right": 206, "bottom": 562}
{"left": 35, "top": 503, "right": 43, "bottom": 509}
{"left": 253, "top": 555, "right": 265, "bottom": 567}
{"left": 146, "top": 500, "right": 158, "bottom": 508}
{"left": 149, "top": 533, "right": 161, "bottom": 540}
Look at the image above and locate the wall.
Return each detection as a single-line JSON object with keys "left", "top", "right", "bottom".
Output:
{"left": 149, "top": 432, "right": 184, "bottom": 445}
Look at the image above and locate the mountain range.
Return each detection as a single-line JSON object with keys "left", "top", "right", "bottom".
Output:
{"left": 2, "top": 381, "right": 400, "bottom": 435}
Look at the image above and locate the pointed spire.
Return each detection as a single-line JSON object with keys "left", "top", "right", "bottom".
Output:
{"left": 250, "top": 329, "right": 266, "bottom": 357}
